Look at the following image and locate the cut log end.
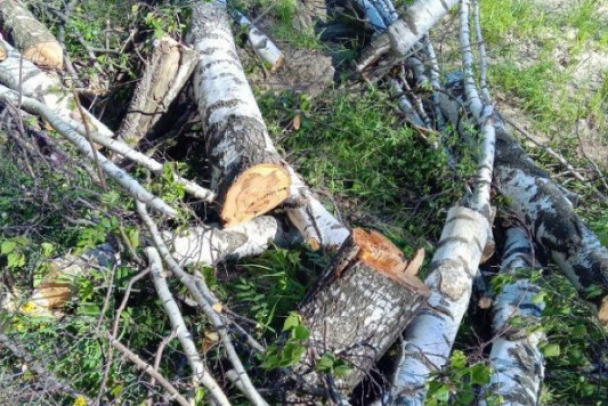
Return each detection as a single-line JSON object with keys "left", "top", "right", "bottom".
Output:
{"left": 221, "top": 163, "right": 291, "bottom": 226}
{"left": 599, "top": 295, "right": 608, "bottom": 327}
{"left": 0, "top": 42, "right": 7, "bottom": 62}
{"left": 270, "top": 55, "right": 285, "bottom": 73}
{"left": 351, "top": 228, "right": 429, "bottom": 295}
{"left": 23, "top": 42, "right": 64, "bottom": 70}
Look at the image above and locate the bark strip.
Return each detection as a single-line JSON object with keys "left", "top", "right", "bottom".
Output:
{"left": 116, "top": 35, "right": 198, "bottom": 145}
{"left": 294, "top": 229, "right": 429, "bottom": 396}
{"left": 0, "top": 0, "right": 63, "bottom": 69}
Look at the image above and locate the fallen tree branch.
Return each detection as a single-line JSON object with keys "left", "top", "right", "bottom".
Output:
{"left": 0, "top": 84, "right": 178, "bottom": 217}
{"left": 137, "top": 201, "right": 270, "bottom": 406}
{"left": 105, "top": 333, "right": 191, "bottom": 406}
{"left": 116, "top": 35, "right": 198, "bottom": 146}
{"left": 0, "top": 35, "right": 112, "bottom": 137}
{"left": 147, "top": 246, "right": 231, "bottom": 406}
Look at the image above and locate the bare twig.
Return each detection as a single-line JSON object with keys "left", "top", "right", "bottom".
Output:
{"left": 105, "top": 333, "right": 191, "bottom": 406}
{"left": 146, "top": 246, "right": 231, "bottom": 406}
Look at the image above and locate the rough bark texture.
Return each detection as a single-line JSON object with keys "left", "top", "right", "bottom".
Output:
{"left": 293, "top": 229, "right": 429, "bottom": 396}
{"left": 391, "top": 207, "right": 489, "bottom": 406}
{"left": 116, "top": 35, "right": 197, "bottom": 146}
{"left": 0, "top": 0, "right": 63, "bottom": 69}
{"left": 187, "top": 1, "right": 291, "bottom": 226}
{"left": 480, "top": 226, "right": 545, "bottom": 406}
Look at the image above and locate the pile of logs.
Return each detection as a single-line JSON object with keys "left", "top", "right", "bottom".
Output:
{"left": 0, "top": 0, "right": 606, "bottom": 405}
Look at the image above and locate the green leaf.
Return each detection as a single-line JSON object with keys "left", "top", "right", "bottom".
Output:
{"left": 542, "top": 343, "right": 561, "bottom": 358}
{"left": 531, "top": 291, "right": 547, "bottom": 303}
{"left": 111, "top": 384, "right": 124, "bottom": 397}
{"left": 450, "top": 350, "right": 467, "bottom": 369}
{"left": 316, "top": 354, "right": 335, "bottom": 371}
{"left": 333, "top": 364, "right": 351, "bottom": 378}
{"left": 41, "top": 242, "right": 54, "bottom": 258}
{"left": 283, "top": 313, "right": 300, "bottom": 331}
{"left": 293, "top": 325, "right": 310, "bottom": 341}
{"left": 470, "top": 363, "right": 491, "bottom": 385}
{"left": 7, "top": 252, "right": 25, "bottom": 268}
{"left": 127, "top": 228, "right": 140, "bottom": 250}
{"left": 195, "top": 388, "right": 206, "bottom": 404}
{"left": 1, "top": 240, "right": 17, "bottom": 255}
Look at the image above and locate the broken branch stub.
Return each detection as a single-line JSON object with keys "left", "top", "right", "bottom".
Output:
{"left": 0, "top": 0, "right": 63, "bottom": 69}
{"left": 294, "top": 228, "right": 428, "bottom": 395}
{"left": 187, "top": 1, "right": 291, "bottom": 227}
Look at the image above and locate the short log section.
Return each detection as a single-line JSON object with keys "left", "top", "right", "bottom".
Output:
{"left": 294, "top": 228, "right": 429, "bottom": 394}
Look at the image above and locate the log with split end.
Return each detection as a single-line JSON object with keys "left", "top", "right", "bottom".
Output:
{"left": 293, "top": 228, "right": 428, "bottom": 396}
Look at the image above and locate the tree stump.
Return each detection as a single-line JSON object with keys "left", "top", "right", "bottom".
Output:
{"left": 293, "top": 228, "right": 429, "bottom": 395}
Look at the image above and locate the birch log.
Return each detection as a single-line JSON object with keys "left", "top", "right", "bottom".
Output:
{"left": 116, "top": 36, "right": 198, "bottom": 145}
{"left": 493, "top": 117, "right": 608, "bottom": 326}
{"left": 390, "top": 207, "right": 489, "bottom": 406}
{"left": 186, "top": 1, "right": 291, "bottom": 226}
{"left": 294, "top": 229, "right": 429, "bottom": 395}
{"left": 480, "top": 226, "right": 545, "bottom": 406}
{"left": 186, "top": 1, "right": 349, "bottom": 249}
{"left": 0, "top": 36, "right": 112, "bottom": 137}
{"left": 439, "top": 77, "right": 608, "bottom": 325}
{"left": 0, "top": 0, "right": 63, "bottom": 69}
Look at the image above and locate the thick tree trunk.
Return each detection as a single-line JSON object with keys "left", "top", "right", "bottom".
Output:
{"left": 0, "top": 0, "right": 63, "bottom": 69}
{"left": 116, "top": 36, "right": 198, "bottom": 146}
{"left": 480, "top": 226, "right": 545, "bottom": 406}
{"left": 292, "top": 229, "right": 429, "bottom": 397}
{"left": 390, "top": 207, "right": 489, "bottom": 406}
{"left": 186, "top": 1, "right": 291, "bottom": 227}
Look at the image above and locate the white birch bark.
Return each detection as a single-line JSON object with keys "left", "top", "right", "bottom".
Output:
{"left": 169, "top": 215, "right": 299, "bottom": 267}
{"left": 492, "top": 117, "right": 608, "bottom": 326}
{"left": 147, "top": 247, "right": 231, "bottom": 406}
{"left": 0, "top": 84, "right": 178, "bottom": 217}
{"left": 390, "top": 207, "right": 489, "bottom": 405}
{"left": 387, "top": 0, "right": 459, "bottom": 57}
{"left": 479, "top": 226, "right": 545, "bottom": 406}
{"left": 0, "top": 36, "right": 112, "bottom": 137}
{"left": 223, "top": 2, "right": 284, "bottom": 73}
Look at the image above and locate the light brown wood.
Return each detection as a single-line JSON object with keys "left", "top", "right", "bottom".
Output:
{"left": 0, "top": 41, "right": 7, "bottom": 62}
{"left": 220, "top": 163, "right": 291, "bottom": 226}
{"left": 22, "top": 41, "right": 63, "bottom": 69}
{"left": 350, "top": 228, "right": 428, "bottom": 293}
{"left": 599, "top": 295, "right": 608, "bottom": 326}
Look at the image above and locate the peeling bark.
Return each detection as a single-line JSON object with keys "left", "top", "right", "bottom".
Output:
{"left": 293, "top": 229, "right": 429, "bottom": 397}
{"left": 391, "top": 207, "right": 489, "bottom": 406}
{"left": 0, "top": 0, "right": 63, "bottom": 69}
{"left": 116, "top": 35, "right": 197, "bottom": 146}
{"left": 480, "top": 226, "right": 545, "bottom": 406}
